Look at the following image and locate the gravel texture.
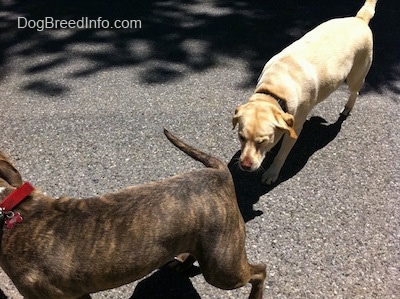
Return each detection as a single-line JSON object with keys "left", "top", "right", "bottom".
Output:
{"left": 0, "top": 1, "right": 399, "bottom": 298}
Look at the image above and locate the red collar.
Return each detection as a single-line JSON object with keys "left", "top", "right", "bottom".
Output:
{"left": 0, "top": 182, "right": 34, "bottom": 212}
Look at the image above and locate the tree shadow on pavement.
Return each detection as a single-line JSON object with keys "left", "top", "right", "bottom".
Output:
{"left": 229, "top": 114, "right": 347, "bottom": 222}
{"left": 0, "top": 0, "right": 398, "bottom": 96}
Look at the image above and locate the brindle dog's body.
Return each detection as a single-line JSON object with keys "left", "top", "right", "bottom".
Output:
{"left": 0, "top": 131, "right": 265, "bottom": 299}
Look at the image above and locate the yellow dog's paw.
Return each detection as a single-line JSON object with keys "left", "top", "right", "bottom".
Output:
{"left": 261, "top": 167, "right": 280, "bottom": 185}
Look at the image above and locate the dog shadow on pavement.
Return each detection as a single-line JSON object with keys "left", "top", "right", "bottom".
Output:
{"left": 229, "top": 114, "right": 347, "bottom": 222}
{"left": 130, "top": 264, "right": 201, "bottom": 299}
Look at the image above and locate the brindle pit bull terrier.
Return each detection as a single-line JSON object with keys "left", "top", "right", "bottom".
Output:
{"left": 0, "top": 130, "right": 266, "bottom": 299}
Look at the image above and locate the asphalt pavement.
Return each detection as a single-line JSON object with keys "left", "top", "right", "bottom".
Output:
{"left": 0, "top": 0, "right": 399, "bottom": 298}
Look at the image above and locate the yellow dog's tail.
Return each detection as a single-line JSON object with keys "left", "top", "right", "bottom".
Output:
{"left": 356, "top": 0, "right": 377, "bottom": 24}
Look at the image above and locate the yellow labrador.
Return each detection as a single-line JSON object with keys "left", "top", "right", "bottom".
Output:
{"left": 233, "top": 0, "right": 377, "bottom": 184}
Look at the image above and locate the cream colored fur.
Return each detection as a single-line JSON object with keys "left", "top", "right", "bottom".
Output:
{"left": 233, "top": 0, "right": 376, "bottom": 184}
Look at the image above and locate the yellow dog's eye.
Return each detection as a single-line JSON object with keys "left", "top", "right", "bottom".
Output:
{"left": 256, "top": 137, "right": 268, "bottom": 145}
{"left": 238, "top": 134, "right": 246, "bottom": 142}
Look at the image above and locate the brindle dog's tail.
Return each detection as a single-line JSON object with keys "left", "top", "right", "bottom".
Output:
{"left": 164, "top": 129, "right": 227, "bottom": 172}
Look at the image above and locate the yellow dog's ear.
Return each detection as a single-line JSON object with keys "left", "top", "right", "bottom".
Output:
{"left": 232, "top": 106, "right": 242, "bottom": 129}
{"left": 276, "top": 112, "right": 298, "bottom": 139}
